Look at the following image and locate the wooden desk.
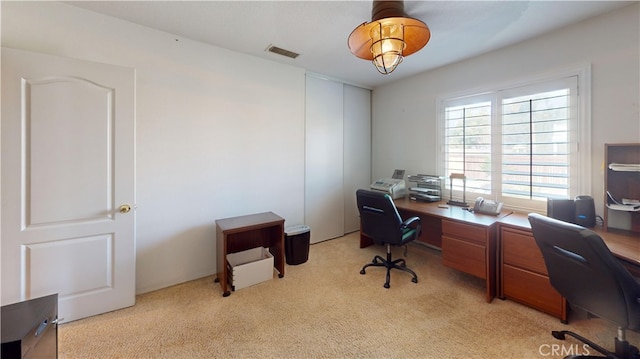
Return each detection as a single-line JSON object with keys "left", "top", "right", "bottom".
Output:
{"left": 498, "top": 213, "right": 640, "bottom": 267}
{"left": 215, "top": 212, "right": 285, "bottom": 297}
{"left": 360, "top": 199, "right": 510, "bottom": 303}
{"left": 498, "top": 212, "right": 640, "bottom": 322}
{"left": 359, "top": 198, "right": 640, "bottom": 311}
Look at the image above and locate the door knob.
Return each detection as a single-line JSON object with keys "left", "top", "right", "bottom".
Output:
{"left": 119, "top": 204, "right": 131, "bottom": 214}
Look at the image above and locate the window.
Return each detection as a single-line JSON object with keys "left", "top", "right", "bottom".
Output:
{"left": 443, "top": 96, "right": 493, "bottom": 195}
{"left": 440, "top": 74, "right": 588, "bottom": 212}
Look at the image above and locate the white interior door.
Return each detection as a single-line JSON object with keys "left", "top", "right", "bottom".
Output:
{"left": 1, "top": 47, "right": 136, "bottom": 322}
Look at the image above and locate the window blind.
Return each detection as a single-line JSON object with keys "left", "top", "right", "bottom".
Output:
{"left": 441, "top": 75, "right": 580, "bottom": 209}
{"left": 444, "top": 101, "right": 492, "bottom": 194}
{"left": 501, "top": 89, "right": 571, "bottom": 200}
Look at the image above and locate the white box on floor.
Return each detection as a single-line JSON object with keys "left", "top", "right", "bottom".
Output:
{"left": 226, "top": 247, "right": 274, "bottom": 290}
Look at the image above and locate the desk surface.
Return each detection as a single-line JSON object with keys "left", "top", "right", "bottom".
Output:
{"left": 394, "top": 198, "right": 510, "bottom": 227}
{"left": 500, "top": 211, "right": 640, "bottom": 266}
{"left": 215, "top": 211, "right": 284, "bottom": 232}
{"left": 396, "top": 199, "right": 639, "bottom": 267}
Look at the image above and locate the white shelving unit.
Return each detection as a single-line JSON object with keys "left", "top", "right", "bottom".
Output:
{"left": 604, "top": 143, "right": 640, "bottom": 232}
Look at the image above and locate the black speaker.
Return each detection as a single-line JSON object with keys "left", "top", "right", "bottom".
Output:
{"left": 547, "top": 199, "right": 575, "bottom": 224}
{"left": 574, "top": 195, "right": 596, "bottom": 227}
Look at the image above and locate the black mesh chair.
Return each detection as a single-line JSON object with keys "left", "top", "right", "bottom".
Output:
{"left": 528, "top": 213, "right": 640, "bottom": 359}
{"left": 356, "top": 189, "right": 421, "bottom": 288}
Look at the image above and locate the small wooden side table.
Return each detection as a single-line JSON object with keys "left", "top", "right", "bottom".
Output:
{"left": 215, "top": 212, "right": 285, "bottom": 297}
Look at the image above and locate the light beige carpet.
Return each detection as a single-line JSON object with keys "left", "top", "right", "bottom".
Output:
{"left": 58, "top": 232, "right": 639, "bottom": 358}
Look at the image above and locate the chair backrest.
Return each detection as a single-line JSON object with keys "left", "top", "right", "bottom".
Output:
{"left": 528, "top": 213, "right": 640, "bottom": 330}
{"left": 356, "top": 189, "right": 404, "bottom": 245}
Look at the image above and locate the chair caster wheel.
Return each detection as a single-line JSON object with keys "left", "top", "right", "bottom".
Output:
{"left": 360, "top": 269, "right": 366, "bottom": 275}
{"left": 412, "top": 278, "right": 418, "bottom": 283}
{"left": 384, "top": 283, "right": 390, "bottom": 289}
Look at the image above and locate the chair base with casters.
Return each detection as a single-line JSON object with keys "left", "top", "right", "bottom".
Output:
{"left": 551, "top": 327, "right": 639, "bottom": 359}
{"left": 360, "top": 243, "right": 418, "bottom": 288}
{"left": 355, "top": 189, "right": 421, "bottom": 289}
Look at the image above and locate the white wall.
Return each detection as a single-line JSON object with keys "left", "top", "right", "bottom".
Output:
{"left": 372, "top": 3, "right": 640, "bottom": 218}
{"left": 1, "top": 2, "right": 307, "bottom": 294}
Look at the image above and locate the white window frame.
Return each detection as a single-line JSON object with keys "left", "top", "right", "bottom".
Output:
{"left": 436, "top": 65, "right": 591, "bottom": 213}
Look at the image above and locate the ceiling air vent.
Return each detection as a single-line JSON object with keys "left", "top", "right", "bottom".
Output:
{"left": 266, "top": 45, "right": 299, "bottom": 59}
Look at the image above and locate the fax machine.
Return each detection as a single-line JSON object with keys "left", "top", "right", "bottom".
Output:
{"left": 370, "top": 178, "right": 407, "bottom": 199}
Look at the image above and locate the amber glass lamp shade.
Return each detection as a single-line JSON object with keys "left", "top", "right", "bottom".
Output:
{"left": 370, "top": 22, "right": 404, "bottom": 74}
{"left": 348, "top": 1, "right": 430, "bottom": 75}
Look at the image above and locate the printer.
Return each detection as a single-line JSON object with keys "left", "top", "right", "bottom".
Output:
{"left": 370, "top": 178, "right": 407, "bottom": 199}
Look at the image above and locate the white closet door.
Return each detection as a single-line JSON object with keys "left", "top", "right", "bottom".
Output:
{"left": 305, "top": 76, "right": 344, "bottom": 244}
{"left": 343, "top": 85, "right": 371, "bottom": 233}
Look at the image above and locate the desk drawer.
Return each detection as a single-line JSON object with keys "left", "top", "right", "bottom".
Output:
{"left": 442, "top": 235, "right": 486, "bottom": 279}
{"left": 501, "top": 227, "right": 548, "bottom": 275}
{"left": 442, "top": 220, "right": 487, "bottom": 245}
{"left": 502, "top": 264, "right": 565, "bottom": 319}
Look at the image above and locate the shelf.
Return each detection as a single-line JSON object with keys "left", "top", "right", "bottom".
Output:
{"left": 607, "top": 204, "right": 640, "bottom": 212}
{"left": 604, "top": 143, "right": 640, "bottom": 233}
{"left": 608, "top": 163, "right": 640, "bottom": 172}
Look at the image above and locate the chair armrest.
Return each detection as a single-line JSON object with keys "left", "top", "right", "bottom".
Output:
{"left": 401, "top": 216, "right": 420, "bottom": 229}
{"left": 401, "top": 216, "right": 422, "bottom": 237}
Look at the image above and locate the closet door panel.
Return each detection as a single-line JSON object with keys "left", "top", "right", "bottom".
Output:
{"left": 343, "top": 85, "right": 371, "bottom": 233}
{"left": 305, "top": 76, "right": 344, "bottom": 243}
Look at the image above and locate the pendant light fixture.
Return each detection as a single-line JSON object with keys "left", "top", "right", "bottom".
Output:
{"left": 348, "top": 0, "right": 430, "bottom": 75}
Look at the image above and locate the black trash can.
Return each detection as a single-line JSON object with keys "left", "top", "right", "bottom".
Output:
{"left": 284, "top": 225, "right": 310, "bottom": 265}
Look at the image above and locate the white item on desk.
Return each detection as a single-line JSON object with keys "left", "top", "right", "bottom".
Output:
{"left": 370, "top": 178, "right": 407, "bottom": 199}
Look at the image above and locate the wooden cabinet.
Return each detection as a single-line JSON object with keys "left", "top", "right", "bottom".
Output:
{"left": 215, "top": 212, "right": 285, "bottom": 297}
{"left": 442, "top": 219, "right": 496, "bottom": 302}
{"left": 1, "top": 294, "right": 58, "bottom": 358}
{"left": 499, "top": 224, "right": 567, "bottom": 322}
{"left": 604, "top": 143, "right": 640, "bottom": 232}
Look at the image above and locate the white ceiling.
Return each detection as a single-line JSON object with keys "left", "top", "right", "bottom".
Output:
{"left": 67, "top": 1, "right": 634, "bottom": 89}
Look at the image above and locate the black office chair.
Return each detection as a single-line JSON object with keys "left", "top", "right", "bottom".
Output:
{"left": 528, "top": 213, "right": 640, "bottom": 359}
{"left": 356, "top": 189, "right": 421, "bottom": 288}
